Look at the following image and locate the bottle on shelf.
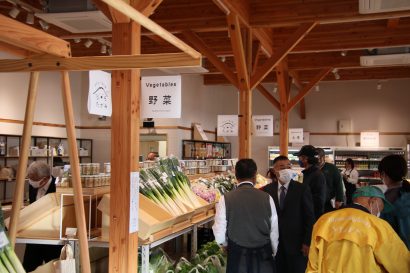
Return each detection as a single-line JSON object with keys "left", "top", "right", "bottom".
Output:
{"left": 0, "top": 140, "right": 5, "bottom": 156}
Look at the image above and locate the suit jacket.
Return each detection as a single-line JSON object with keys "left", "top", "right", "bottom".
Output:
{"left": 262, "top": 180, "right": 315, "bottom": 255}
{"left": 29, "top": 177, "right": 56, "bottom": 204}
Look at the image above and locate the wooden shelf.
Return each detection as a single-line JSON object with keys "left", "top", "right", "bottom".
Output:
{"left": 56, "top": 186, "right": 110, "bottom": 197}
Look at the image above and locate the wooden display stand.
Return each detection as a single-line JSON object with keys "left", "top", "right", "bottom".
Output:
{"left": 97, "top": 193, "right": 214, "bottom": 243}
{"left": 4, "top": 192, "right": 97, "bottom": 240}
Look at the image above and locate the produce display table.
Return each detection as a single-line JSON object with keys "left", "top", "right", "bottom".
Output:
{"left": 15, "top": 214, "right": 215, "bottom": 273}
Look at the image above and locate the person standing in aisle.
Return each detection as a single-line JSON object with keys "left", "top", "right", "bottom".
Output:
{"left": 23, "top": 161, "right": 61, "bottom": 272}
{"left": 378, "top": 154, "right": 410, "bottom": 249}
{"left": 316, "top": 148, "right": 344, "bottom": 212}
{"left": 341, "top": 158, "right": 359, "bottom": 205}
{"left": 262, "top": 156, "right": 315, "bottom": 273}
{"left": 212, "top": 158, "right": 279, "bottom": 273}
{"left": 306, "top": 186, "right": 410, "bottom": 273}
{"left": 295, "top": 145, "right": 327, "bottom": 220}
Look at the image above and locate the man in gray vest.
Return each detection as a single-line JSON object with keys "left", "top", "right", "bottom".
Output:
{"left": 213, "top": 158, "right": 279, "bottom": 273}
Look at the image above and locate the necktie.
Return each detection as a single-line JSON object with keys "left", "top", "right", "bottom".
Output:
{"left": 279, "top": 185, "right": 286, "bottom": 209}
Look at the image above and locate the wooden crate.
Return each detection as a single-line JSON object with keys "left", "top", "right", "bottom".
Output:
{"left": 97, "top": 194, "right": 177, "bottom": 241}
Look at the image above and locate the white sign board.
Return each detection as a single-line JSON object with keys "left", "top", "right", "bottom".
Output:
{"left": 141, "top": 75, "right": 181, "bottom": 118}
{"left": 88, "top": 70, "right": 112, "bottom": 116}
{"left": 252, "top": 115, "right": 274, "bottom": 136}
{"left": 360, "top": 132, "right": 379, "bottom": 147}
{"left": 217, "top": 115, "right": 238, "bottom": 136}
{"left": 289, "top": 128, "right": 304, "bottom": 143}
{"left": 129, "top": 172, "right": 139, "bottom": 233}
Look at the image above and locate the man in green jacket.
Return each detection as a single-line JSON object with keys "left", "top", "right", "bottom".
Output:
{"left": 316, "top": 148, "right": 344, "bottom": 212}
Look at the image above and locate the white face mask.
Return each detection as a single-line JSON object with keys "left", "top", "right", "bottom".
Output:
{"left": 278, "top": 169, "right": 297, "bottom": 184}
{"left": 28, "top": 178, "right": 44, "bottom": 188}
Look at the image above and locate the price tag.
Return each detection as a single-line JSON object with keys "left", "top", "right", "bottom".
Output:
{"left": 0, "top": 231, "right": 10, "bottom": 248}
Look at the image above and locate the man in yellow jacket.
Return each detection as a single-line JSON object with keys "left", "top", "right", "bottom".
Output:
{"left": 306, "top": 186, "right": 410, "bottom": 273}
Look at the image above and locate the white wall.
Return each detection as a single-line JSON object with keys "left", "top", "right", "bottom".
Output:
{"left": 1, "top": 58, "right": 409, "bottom": 175}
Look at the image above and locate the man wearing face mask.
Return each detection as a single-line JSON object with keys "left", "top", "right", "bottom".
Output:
{"left": 262, "top": 156, "right": 315, "bottom": 273}
{"left": 295, "top": 145, "right": 327, "bottom": 220}
{"left": 23, "top": 161, "right": 61, "bottom": 272}
{"left": 306, "top": 186, "right": 410, "bottom": 273}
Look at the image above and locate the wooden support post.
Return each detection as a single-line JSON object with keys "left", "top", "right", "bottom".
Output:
{"left": 277, "top": 60, "right": 290, "bottom": 156}
{"left": 239, "top": 88, "right": 252, "bottom": 158}
{"left": 61, "top": 72, "right": 91, "bottom": 273}
{"left": 109, "top": 21, "right": 140, "bottom": 273}
{"left": 9, "top": 72, "right": 39, "bottom": 246}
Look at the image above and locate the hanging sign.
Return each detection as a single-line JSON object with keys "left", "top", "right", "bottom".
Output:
{"left": 360, "top": 132, "right": 379, "bottom": 147}
{"left": 252, "top": 115, "right": 274, "bottom": 136}
{"left": 289, "top": 128, "right": 304, "bottom": 143}
{"left": 129, "top": 172, "right": 139, "bottom": 233}
{"left": 217, "top": 115, "right": 238, "bottom": 136}
{"left": 88, "top": 70, "right": 112, "bottom": 116}
{"left": 141, "top": 75, "right": 181, "bottom": 118}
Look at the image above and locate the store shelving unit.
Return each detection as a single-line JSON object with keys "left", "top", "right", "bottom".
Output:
{"left": 0, "top": 134, "right": 93, "bottom": 203}
{"left": 182, "top": 140, "right": 231, "bottom": 159}
{"left": 334, "top": 147, "right": 405, "bottom": 185}
{"left": 268, "top": 146, "right": 334, "bottom": 169}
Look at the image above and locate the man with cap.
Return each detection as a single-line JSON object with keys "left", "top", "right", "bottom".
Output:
{"left": 295, "top": 145, "right": 327, "bottom": 220}
{"left": 306, "top": 186, "right": 410, "bottom": 273}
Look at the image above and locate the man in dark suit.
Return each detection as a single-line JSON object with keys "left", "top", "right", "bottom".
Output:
{"left": 23, "top": 161, "right": 61, "bottom": 272}
{"left": 262, "top": 156, "right": 315, "bottom": 273}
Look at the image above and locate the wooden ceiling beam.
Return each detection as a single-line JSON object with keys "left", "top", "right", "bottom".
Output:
{"left": 250, "top": 0, "right": 410, "bottom": 27}
{"left": 133, "top": 0, "right": 163, "bottom": 17}
{"left": 387, "top": 18, "right": 400, "bottom": 29}
{"left": 100, "top": 0, "right": 201, "bottom": 59}
{"left": 0, "top": 41, "right": 30, "bottom": 57}
{"left": 253, "top": 28, "right": 274, "bottom": 57}
{"left": 256, "top": 84, "right": 280, "bottom": 110}
{"left": 0, "top": 14, "right": 71, "bottom": 58}
{"left": 250, "top": 22, "right": 317, "bottom": 90}
{"left": 287, "top": 68, "right": 332, "bottom": 112}
{"left": 0, "top": 53, "right": 201, "bottom": 72}
{"left": 91, "top": 0, "right": 114, "bottom": 22}
{"left": 205, "top": 66, "right": 410, "bottom": 84}
{"left": 227, "top": 13, "right": 249, "bottom": 90}
{"left": 183, "top": 30, "right": 238, "bottom": 88}
{"left": 212, "top": 0, "right": 250, "bottom": 26}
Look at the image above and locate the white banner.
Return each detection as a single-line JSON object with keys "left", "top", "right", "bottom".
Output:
{"left": 129, "top": 172, "right": 139, "bottom": 233}
{"left": 88, "top": 70, "right": 112, "bottom": 116}
{"left": 289, "top": 128, "right": 304, "bottom": 143}
{"left": 217, "top": 115, "right": 238, "bottom": 136}
{"left": 252, "top": 115, "right": 274, "bottom": 136}
{"left": 141, "top": 75, "right": 181, "bottom": 118}
{"left": 360, "top": 132, "right": 379, "bottom": 147}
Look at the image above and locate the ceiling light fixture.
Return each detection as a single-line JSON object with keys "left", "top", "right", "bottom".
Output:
{"left": 9, "top": 6, "right": 20, "bottom": 18}
{"left": 220, "top": 56, "right": 226, "bottom": 62}
{"left": 100, "top": 44, "right": 107, "bottom": 54}
{"left": 39, "top": 19, "right": 49, "bottom": 30}
{"left": 315, "top": 85, "right": 320, "bottom": 92}
{"left": 107, "top": 47, "right": 112, "bottom": 56}
{"left": 341, "top": 51, "right": 347, "bottom": 57}
{"left": 84, "top": 39, "right": 93, "bottom": 48}
{"left": 273, "top": 87, "right": 278, "bottom": 93}
{"left": 26, "top": 13, "right": 34, "bottom": 24}
{"left": 332, "top": 68, "right": 341, "bottom": 80}
{"left": 73, "top": 38, "right": 81, "bottom": 43}
{"left": 377, "top": 82, "right": 382, "bottom": 90}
